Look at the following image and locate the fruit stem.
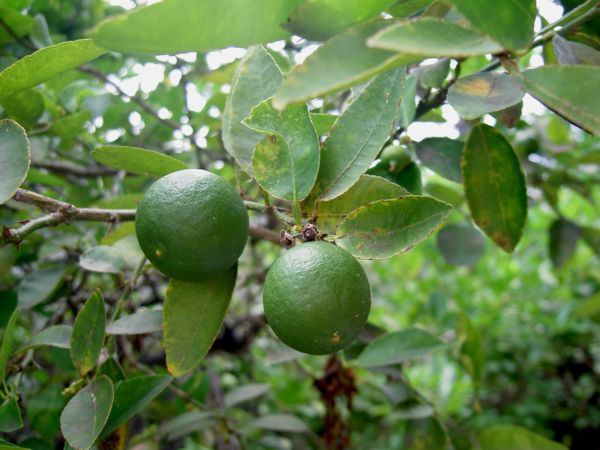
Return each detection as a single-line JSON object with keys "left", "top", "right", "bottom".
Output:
{"left": 293, "top": 202, "right": 303, "bottom": 228}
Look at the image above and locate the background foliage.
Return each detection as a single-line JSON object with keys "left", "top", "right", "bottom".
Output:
{"left": 0, "top": 0, "right": 599, "bottom": 449}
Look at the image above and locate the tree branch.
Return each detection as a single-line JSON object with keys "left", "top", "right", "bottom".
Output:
{"left": 1, "top": 189, "right": 281, "bottom": 248}
{"left": 32, "top": 160, "right": 118, "bottom": 177}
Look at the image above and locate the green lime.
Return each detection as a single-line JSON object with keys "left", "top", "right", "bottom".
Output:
{"left": 135, "top": 169, "right": 248, "bottom": 282}
{"left": 367, "top": 145, "right": 423, "bottom": 194}
{"left": 263, "top": 241, "right": 371, "bottom": 355}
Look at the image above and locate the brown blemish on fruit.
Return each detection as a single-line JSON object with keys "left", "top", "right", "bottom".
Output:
{"left": 330, "top": 331, "right": 341, "bottom": 345}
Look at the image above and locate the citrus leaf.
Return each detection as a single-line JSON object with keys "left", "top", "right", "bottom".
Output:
{"left": 316, "top": 175, "right": 407, "bottom": 233}
{"left": 60, "top": 376, "right": 114, "bottom": 450}
{"left": 479, "top": 425, "right": 568, "bottom": 450}
{"left": 448, "top": 73, "right": 525, "bottom": 120}
{"left": 1, "top": 89, "right": 44, "bottom": 129}
{"left": 520, "top": 65, "right": 600, "bottom": 134}
{"left": 0, "top": 309, "right": 18, "bottom": 384}
{"left": 17, "top": 266, "right": 65, "bottom": 309}
{"left": 462, "top": 124, "right": 527, "bottom": 252}
{"left": 164, "top": 266, "right": 237, "bottom": 377}
{"left": 336, "top": 196, "right": 452, "bottom": 259}
{"left": 79, "top": 246, "right": 126, "bottom": 274}
{"left": 359, "top": 327, "right": 444, "bottom": 367}
{"left": 100, "top": 374, "right": 172, "bottom": 439}
{"left": 18, "top": 325, "right": 72, "bottom": 353}
{"left": 310, "top": 113, "right": 338, "bottom": 136}
{"left": 249, "top": 414, "right": 308, "bottom": 433}
{"left": 91, "top": 146, "right": 188, "bottom": 177}
{"left": 0, "top": 119, "right": 29, "bottom": 204}
{"left": 159, "top": 411, "right": 216, "bottom": 441}
{"left": 415, "top": 137, "right": 464, "bottom": 183}
{"left": 222, "top": 46, "right": 283, "bottom": 175}
{"left": 90, "top": 0, "right": 301, "bottom": 54}
{"left": 317, "top": 68, "right": 406, "bottom": 201}
{"left": 549, "top": 218, "right": 580, "bottom": 269}
{"left": 0, "top": 39, "right": 105, "bottom": 97}
{"left": 451, "top": 0, "right": 536, "bottom": 52}
{"left": 367, "top": 18, "right": 503, "bottom": 56}
{"left": 398, "top": 74, "right": 417, "bottom": 128}
{"left": 0, "top": 397, "right": 23, "bottom": 433}
{"left": 244, "top": 101, "right": 319, "bottom": 203}
{"left": 272, "top": 20, "right": 418, "bottom": 109}
{"left": 437, "top": 223, "right": 486, "bottom": 266}
{"left": 284, "top": 0, "right": 396, "bottom": 41}
{"left": 552, "top": 35, "right": 600, "bottom": 66}
{"left": 224, "top": 383, "right": 270, "bottom": 408}
{"left": 415, "top": 58, "right": 451, "bottom": 89}
{"left": 70, "top": 291, "right": 105, "bottom": 376}
{"left": 106, "top": 309, "right": 162, "bottom": 335}
{"left": 49, "top": 110, "right": 91, "bottom": 138}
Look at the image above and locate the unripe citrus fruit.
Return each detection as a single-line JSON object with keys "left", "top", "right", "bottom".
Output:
{"left": 367, "top": 145, "right": 422, "bottom": 194}
{"left": 263, "top": 241, "right": 371, "bottom": 355}
{"left": 135, "top": 169, "right": 248, "bottom": 282}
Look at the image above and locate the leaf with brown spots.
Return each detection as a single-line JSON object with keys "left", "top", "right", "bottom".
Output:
{"left": 462, "top": 124, "right": 527, "bottom": 252}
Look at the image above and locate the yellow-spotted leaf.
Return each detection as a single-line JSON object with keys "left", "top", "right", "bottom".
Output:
{"left": 164, "top": 266, "right": 237, "bottom": 377}
{"left": 335, "top": 196, "right": 452, "bottom": 259}
{"left": 462, "top": 124, "right": 527, "bottom": 252}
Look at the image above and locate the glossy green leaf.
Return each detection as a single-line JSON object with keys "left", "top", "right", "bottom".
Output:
{"left": 79, "top": 246, "right": 126, "bottom": 274}
{"left": 416, "top": 58, "right": 451, "bottom": 89}
{"left": 368, "top": 18, "right": 503, "bottom": 56}
{"left": 224, "top": 383, "right": 270, "bottom": 408}
{"left": 0, "top": 309, "right": 18, "bottom": 383}
{"left": 222, "top": 46, "right": 283, "bottom": 175}
{"left": 359, "top": 327, "right": 444, "bottom": 367}
{"left": 49, "top": 110, "right": 91, "bottom": 138}
{"left": 316, "top": 175, "right": 407, "bottom": 233}
{"left": 437, "top": 223, "right": 486, "bottom": 266}
{"left": 0, "top": 5, "right": 33, "bottom": 46}
{"left": 106, "top": 309, "right": 162, "bottom": 335}
{"left": 451, "top": 0, "right": 536, "bottom": 52}
{"left": 317, "top": 68, "right": 406, "bottom": 201}
{"left": 71, "top": 291, "right": 105, "bottom": 376}
{"left": 415, "top": 137, "right": 463, "bottom": 182}
{"left": 17, "top": 266, "right": 65, "bottom": 309}
{"left": 336, "top": 196, "right": 452, "bottom": 259}
{"left": 398, "top": 74, "right": 417, "bottom": 128}
{"left": 91, "top": 146, "right": 187, "bottom": 177}
{"left": 272, "top": 21, "right": 417, "bottom": 109}
{"left": 100, "top": 374, "right": 171, "bottom": 438}
{"left": 164, "top": 266, "right": 237, "bottom": 377}
{"left": 0, "top": 397, "right": 23, "bottom": 432}
{"left": 549, "top": 218, "right": 580, "bottom": 269}
{"left": 91, "top": 0, "right": 301, "bottom": 54}
{"left": 0, "top": 40, "right": 105, "bottom": 97}
{"left": 0, "top": 120, "right": 30, "bottom": 204}
{"left": 60, "top": 376, "right": 114, "bottom": 450}
{"left": 448, "top": 73, "right": 525, "bottom": 119}
{"left": 244, "top": 102, "right": 319, "bottom": 203}
{"left": 462, "top": 124, "right": 527, "bottom": 252}
{"left": 285, "top": 0, "right": 396, "bottom": 41}
{"left": 553, "top": 35, "right": 600, "bottom": 66}
{"left": 1, "top": 89, "right": 44, "bottom": 129}
{"left": 18, "top": 325, "right": 72, "bottom": 353}
{"left": 479, "top": 425, "right": 568, "bottom": 450}
{"left": 388, "top": 0, "right": 432, "bottom": 17}
{"left": 249, "top": 414, "right": 308, "bottom": 433}
{"left": 521, "top": 65, "right": 600, "bottom": 134}
{"left": 310, "top": 113, "right": 338, "bottom": 136}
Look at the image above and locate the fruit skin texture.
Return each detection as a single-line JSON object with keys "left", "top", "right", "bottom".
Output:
{"left": 263, "top": 241, "right": 371, "bottom": 355}
{"left": 367, "top": 145, "right": 423, "bottom": 194}
{"left": 135, "top": 169, "right": 249, "bottom": 282}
